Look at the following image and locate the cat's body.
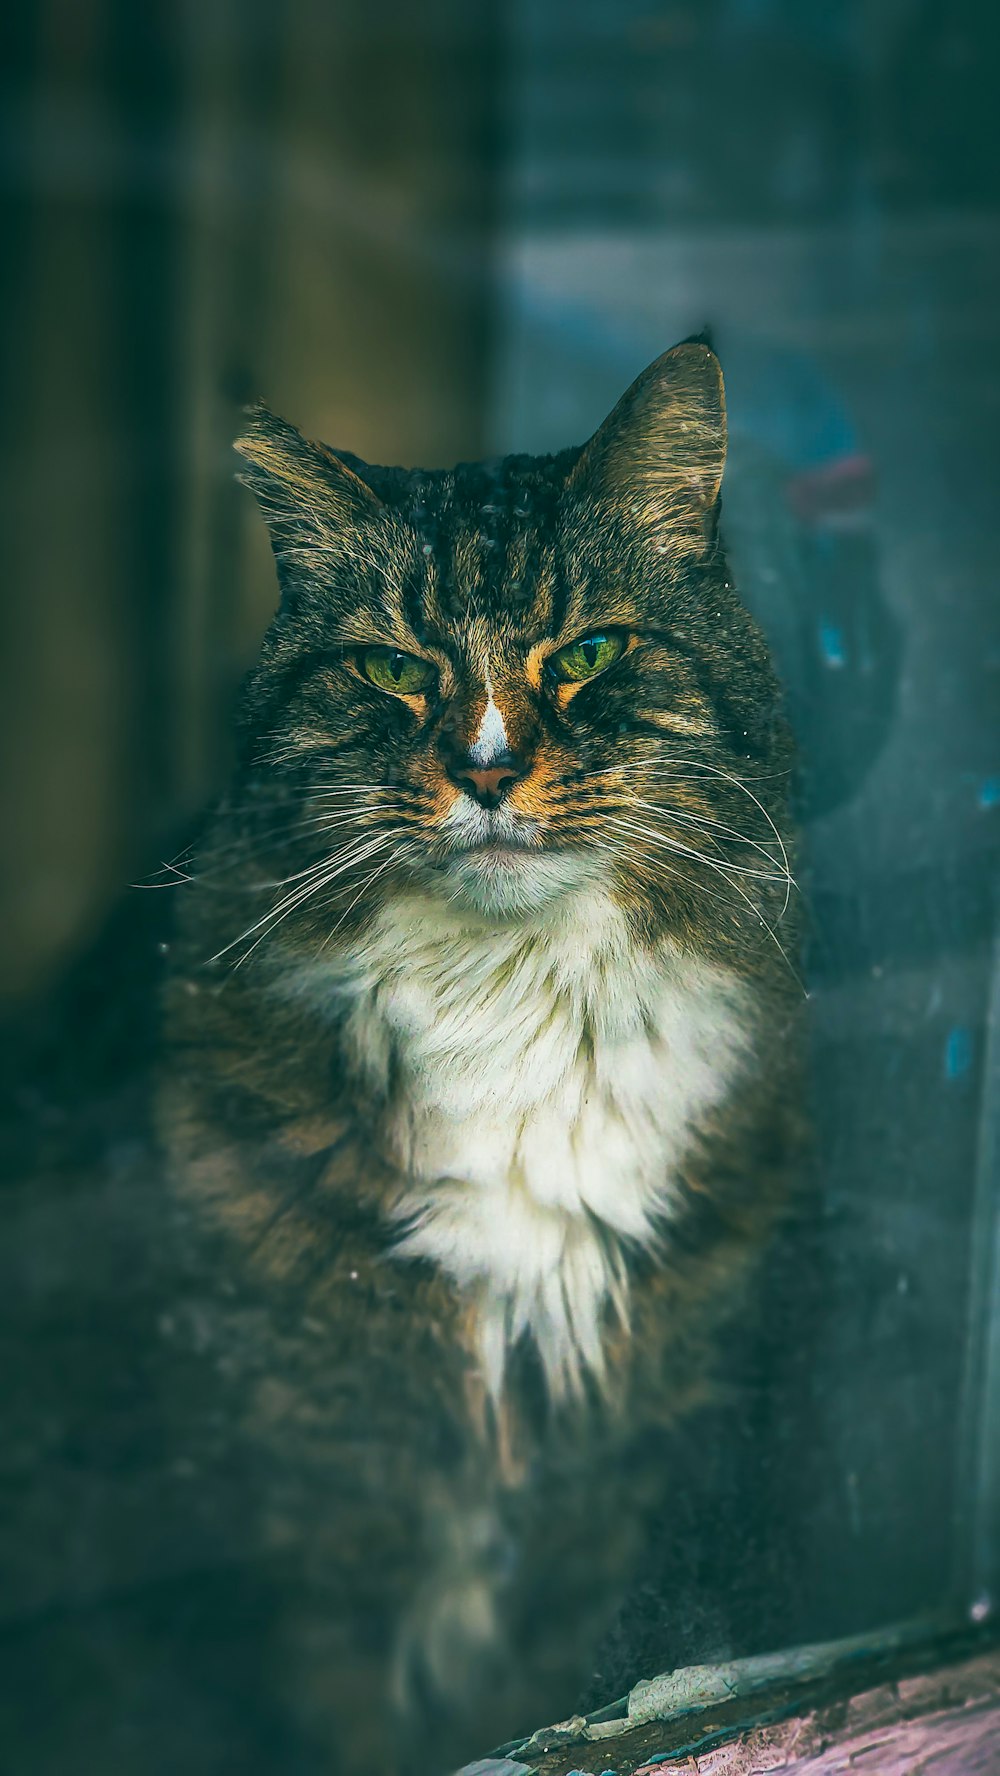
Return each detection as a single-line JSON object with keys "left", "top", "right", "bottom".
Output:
{"left": 162, "top": 342, "right": 802, "bottom": 1772}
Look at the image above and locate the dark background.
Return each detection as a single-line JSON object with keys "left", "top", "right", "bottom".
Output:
{"left": 1, "top": 0, "right": 1000, "bottom": 1764}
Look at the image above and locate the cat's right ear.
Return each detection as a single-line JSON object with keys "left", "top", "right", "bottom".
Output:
{"left": 234, "top": 403, "right": 383, "bottom": 598}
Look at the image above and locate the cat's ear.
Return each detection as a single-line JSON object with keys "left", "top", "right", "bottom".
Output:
{"left": 234, "top": 403, "right": 383, "bottom": 593}
{"left": 569, "top": 341, "right": 726, "bottom": 554}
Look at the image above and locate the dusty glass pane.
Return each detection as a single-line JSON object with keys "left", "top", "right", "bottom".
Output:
{"left": 0, "top": 3, "right": 997, "bottom": 1773}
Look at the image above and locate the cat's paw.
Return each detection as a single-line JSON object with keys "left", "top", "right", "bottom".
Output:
{"left": 394, "top": 1564, "right": 507, "bottom": 1715}
{"left": 393, "top": 1500, "right": 516, "bottom": 1721}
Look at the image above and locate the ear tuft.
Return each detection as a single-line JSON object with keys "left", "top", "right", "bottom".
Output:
{"left": 570, "top": 341, "right": 726, "bottom": 552}
{"left": 235, "top": 402, "right": 383, "bottom": 538}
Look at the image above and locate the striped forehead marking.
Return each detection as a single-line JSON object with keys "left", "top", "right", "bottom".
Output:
{"left": 469, "top": 668, "right": 510, "bottom": 765}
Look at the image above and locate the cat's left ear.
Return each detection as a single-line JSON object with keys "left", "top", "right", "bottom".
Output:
{"left": 569, "top": 341, "right": 726, "bottom": 554}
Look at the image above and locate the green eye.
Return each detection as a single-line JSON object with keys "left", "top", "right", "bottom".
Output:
{"left": 359, "top": 647, "right": 435, "bottom": 695}
{"left": 548, "top": 631, "right": 627, "bottom": 683}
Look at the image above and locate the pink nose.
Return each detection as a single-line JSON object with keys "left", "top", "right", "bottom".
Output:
{"left": 452, "top": 758, "right": 523, "bottom": 808}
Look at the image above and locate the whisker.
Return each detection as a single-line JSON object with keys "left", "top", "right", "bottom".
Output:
{"left": 313, "top": 840, "right": 417, "bottom": 957}
{"left": 136, "top": 790, "right": 404, "bottom": 894}
{"left": 608, "top": 816, "right": 789, "bottom": 887}
{"left": 189, "top": 807, "right": 396, "bottom": 885}
{"left": 598, "top": 757, "right": 793, "bottom": 785}
{"left": 597, "top": 755, "right": 795, "bottom": 921}
{"left": 211, "top": 833, "right": 393, "bottom": 966}
{"left": 595, "top": 827, "right": 751, "bottom": 920}
{"left": 622, "top": 796, "right": 787, "bottom": 870}
{"left": 607, "top": 817, "right": 803, "bottom": 990}
{"left": 225, "top": 837, "right": 395, "bottom": 972}
{"left": 134, "top": 859, "right": 195, "bottom": 889}
{"left": 299, "top": 783, "right": 403, "bottom": 796}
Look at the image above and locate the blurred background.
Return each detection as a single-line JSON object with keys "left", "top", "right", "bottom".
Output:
{"left": 0, "top": 0, "right": 503, "bottom": 1000}
{"left": 2, "top": 0, "right": 1000, "bottom": 1734}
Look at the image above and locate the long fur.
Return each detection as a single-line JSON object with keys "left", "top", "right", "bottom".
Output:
{"left": 159, "top": 341, "right": 803, "bottom": 1774}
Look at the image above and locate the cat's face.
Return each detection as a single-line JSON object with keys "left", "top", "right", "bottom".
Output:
{"left": 235, "top": 344, "right": 793, "bottom": 946}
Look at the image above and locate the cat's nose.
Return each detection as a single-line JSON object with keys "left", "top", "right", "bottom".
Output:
{"left": 449, "top": 752, "right": 525, "bottom": 809}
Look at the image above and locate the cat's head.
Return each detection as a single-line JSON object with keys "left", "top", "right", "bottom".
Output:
{"left": 233, "top": 342, "right": 793, "bottom": 949}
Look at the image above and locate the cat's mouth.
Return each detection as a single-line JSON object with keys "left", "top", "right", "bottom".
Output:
{"left": 455, "top": 832, "right": 539, "bottom": 857}
{"left": 456, "top": 841, "right": 539, "bottom": 874}
{"left": 410, "top": 799, "right": 607, "bottom": 923}
{"left": 442, "top": 834, "right": 545, "bottom": 880}
{"left": 420, "top": 795, "right": 600, "bottom": 914}
{"left": 436, "top": 795, "right": 544, "bottom": 858}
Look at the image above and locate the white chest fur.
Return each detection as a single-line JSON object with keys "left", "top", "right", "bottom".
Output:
{"left": 296, "top": 889, "right": 751, "bottom": 1397}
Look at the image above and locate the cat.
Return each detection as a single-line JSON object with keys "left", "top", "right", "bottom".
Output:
{"left": 160, "top": 339, "right": 802, "bottom": 1774}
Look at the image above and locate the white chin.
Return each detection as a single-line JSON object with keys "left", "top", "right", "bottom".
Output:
{"left": 444, "top": 848, "right": 597, "bottom": 917}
